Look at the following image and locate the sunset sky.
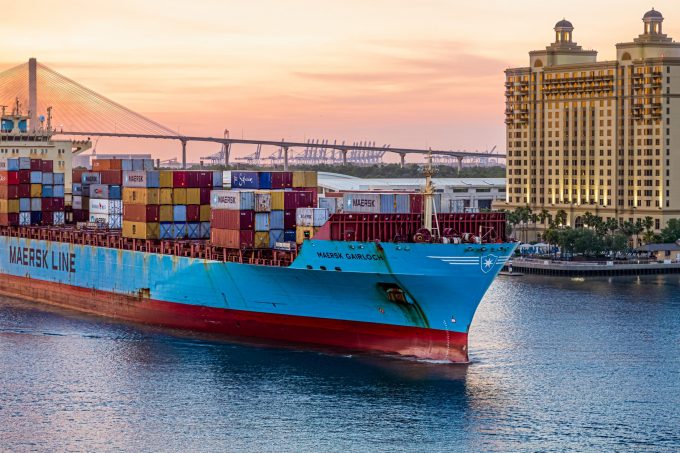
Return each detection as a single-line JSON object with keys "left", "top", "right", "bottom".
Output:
{"left": 2, "top": 0, "right": 680, "bottom": 162}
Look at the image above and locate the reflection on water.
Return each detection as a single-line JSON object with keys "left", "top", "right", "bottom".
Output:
{"left": 1, "top": 275, "right": 679, "bottom": 451}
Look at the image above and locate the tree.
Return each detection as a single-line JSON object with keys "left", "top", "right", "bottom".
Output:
{"left": 554, "top": 209, "right": 568, "bottom": 227}
{"left": 605, "top": 218, "right": 619, "bottom": 235}
{"left": 660, "top": 219, "right": 680, "bottom": 243}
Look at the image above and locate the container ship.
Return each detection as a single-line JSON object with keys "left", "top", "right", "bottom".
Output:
{"left": 0, "top": 111, "right": 514, "bottom": 362}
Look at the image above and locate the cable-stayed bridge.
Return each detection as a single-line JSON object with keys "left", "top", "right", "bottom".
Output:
{"left": 0, "top": 59, "right": 505, "bottom": 169}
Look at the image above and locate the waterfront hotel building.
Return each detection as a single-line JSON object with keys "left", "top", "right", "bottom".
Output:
{"left": 500, "top": 9, "right": 680, "bottom": 234}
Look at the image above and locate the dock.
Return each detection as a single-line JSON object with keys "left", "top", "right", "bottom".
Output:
{"left": 505, "top": 258, "right": 680, "bottom": 276}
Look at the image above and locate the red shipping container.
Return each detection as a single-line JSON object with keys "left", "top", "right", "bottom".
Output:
{"left": 0, "top": 171, "right": 19, "bottom": 185}
{"left": 73, "top": 209, "right": 88, "bottom": 222}
{"left": 186, "top": 171, "right": 200, "bottom": 188}
{"left": 186, "top": 204, "right": 200, "bottom": 222}
{"left": 0, "top": 185, "right": 19, "bottom": 199}
{"left": 18, "top": 184, "right": 31, "bottom": 198}
{"left": 271, "top": 172, "right": 293, "bottom": 189}
{"left": 100, "top": 170, "right": 122, "bottom": 185}
{"left": 41, "top": 160, "right": 54, "bottom": 172}
{"left": 0, "top": 213, "right": 19, "bottom": 226}
{"left": 210, "top": 210, "right": 254, "bottom": 230}
{"left": 51, "top": 198, "right": 65, "bottom": 210}
{"left": 409, "top": 194, "right": 423, "bottom": 214}
{"left": 173, "top": 171, "right": 188, "bottom": 188}
{"left": 124, "top": 204, "right": 160, "bottom": 222}
{"left": 72, "top": 168, "right": 87, "bottom": 184}
{"left": 30, "top": 159, "right": 42, "bottom": 171}
{"left": 210, "top": 228, "right": 254, "bottom": 248}
{"left": 197, "top": 171, "right": 212, "bottom": 188}
{"left": 108, "top": 159, "right": 122, "bottom": 170}
{"left": 18, "top": 170, "right": 31, "bottom": 184}
{"left": 42, "top": 211, "right": 54, "bottom": 225}
{"left": 284, "top": 209, "right": 296, "bottom": 229}
{"left": 41, "top": 198, "right": 53, "bottom": 212}
{"left": 199, "top": 187, "right": 211, "bottom": 204}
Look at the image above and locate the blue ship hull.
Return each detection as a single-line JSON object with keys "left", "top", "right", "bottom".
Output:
{"left": 0, "top": 235, "right": 515, "bottom": 361}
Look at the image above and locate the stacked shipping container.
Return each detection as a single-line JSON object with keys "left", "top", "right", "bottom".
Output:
{"left": 0, "top": 157, "right": 65, "bottom": 226}
{"left": 122, "top": 169, "right": 220, "bottom": 240}
{"left": 210, "top": 171, "right": 318, "bottom": 248}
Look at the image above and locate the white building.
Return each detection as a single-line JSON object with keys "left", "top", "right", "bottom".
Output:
{"left": 318, "top": 172, "right": 506, "bottom": 212}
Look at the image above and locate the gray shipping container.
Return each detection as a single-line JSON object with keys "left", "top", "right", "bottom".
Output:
{"left": 210, "top": 190, "right": 255, "bottom": 210}
{"left": 343, "top": 193, "right": 381, "bottom": 213}
{"left": 123, "top": 170, "right": 160, "bottom": 188}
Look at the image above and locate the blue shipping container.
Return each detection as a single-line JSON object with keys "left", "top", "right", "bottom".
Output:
{"left": 121, "top": 159, "right": 133, "bottom": 171}
{"left": 108, "top": 185, "right": 122, "bottom": 200}
{"left": 269, "top": 210, "right": 284, "bottom": 230}
{"left": 269, "top": 229, "right": 284, "bottom": 248}
{"left": 132, "top": 159, "right": 144, "bottom": 171}
{"left": 53, "top": 185, "right": 65, "bottom": 198}
{"left": 19, "top": 198, "right": 30, "bottom": 211}
{"left": 30, "top": 171, "right": 42, "bottom": 184}
{"left": 19, "top": 212, "right": 30, "bottom": 226}
{"left": 42, "top": 185, "right": 54, "bottom": 197}
{"left": 172, "top": 223, "right": 187, "bottom": 239}
{"left": 19, "top": 157, "right": 31, "bottom": 170}
{"left": 200, "top": 222, "right": 211, "bottom": 239}
{"left": 254, "top": 212, "right": 270, "bottom": 231}
{"left": 187, "top": 222, "right": 200, "bottom": 239}
{"left": 6, "top": 158, "right": 19, "bottom": 171}
{"left": 212, "top": 171, "right": 223, "bottom": 188}
{"left": 54, "top": 173, "right": 65, "bottom": 185}
{"left": 160, "top": 222, "right": 173, "bottom": 239}
{"left": 30, "top": 212, "right": 42, "bottom": 224}
{"left": 283, "top": 229, "right": 296, "bottom": 242}
{"left": 31, "top": 198, "right": 42, "bottom": 211}
{"left": 231, "top": 171, "right": 260, "bottom": 189}
{"left": 258, "top": 172, "right": 272, "bottom": 190}
{"left": 72, "top": 183, "right": 83, "bottom": 196}
{"left": 42, "top": 173, "right": 54, "bottom": 185}
{"left": 379, "top": 194, "right": 396, "bottom": 213}
{"left": 173, "top": 205, "right": 187, "bottom": 222}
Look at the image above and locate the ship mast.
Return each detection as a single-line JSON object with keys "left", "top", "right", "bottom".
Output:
{"left": 423, "top": 150, "right": 434, "bottom": 232}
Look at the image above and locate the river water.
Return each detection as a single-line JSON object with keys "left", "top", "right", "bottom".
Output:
{"left": 1, "top": 275, "right": 679, "bottom": 452}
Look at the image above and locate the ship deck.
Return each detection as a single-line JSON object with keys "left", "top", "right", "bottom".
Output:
{"left": 0, "top": 225, "right": 297, "bottom": 266}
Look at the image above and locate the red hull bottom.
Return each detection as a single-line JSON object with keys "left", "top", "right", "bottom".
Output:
{"left": 0, "top": 274, "right": 469, "bottom": 363}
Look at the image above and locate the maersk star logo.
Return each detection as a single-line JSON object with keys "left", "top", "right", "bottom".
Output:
{"left": 480, "top": 254, "right": 498, "bottom": 273}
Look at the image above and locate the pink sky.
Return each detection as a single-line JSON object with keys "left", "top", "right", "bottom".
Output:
{"left": 2, "top": 1, "right": 679, "bottom": 162}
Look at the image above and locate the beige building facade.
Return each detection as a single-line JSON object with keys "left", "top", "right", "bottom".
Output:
{"left": 498, "top": 9, "right": 680, "bottom": 236}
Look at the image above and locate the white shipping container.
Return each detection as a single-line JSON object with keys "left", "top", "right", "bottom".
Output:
{"left": 210, "top": 190, "right": 255, "bottom": 210}
{"left": 53, "top": 211, "right": 65, "bottom": 225}
{"left": 318, "top": 197, "right": 339, "bottom": 214}
{"left": 73, "top": 195, "right": 83, "bottom": 210}
{"left": 89, "top": 213, "right": 122, "bottom": 229}
{"left": 254, "top": 191, "right": 271, "bottom": 212}
{"left": 295, "top": 207, "right": 329, "bottom": 227}
{"left": 19, "top": 212, "right": 31, "bottom": 225}
{"left": 89, "top": 198, "right": 122, "bottom": 215}
{"left": 342, "top": 193, "right": 381, "bottom": 213}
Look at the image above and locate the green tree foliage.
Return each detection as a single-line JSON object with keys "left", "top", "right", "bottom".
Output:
{"left": 659, "top": 219, "right": 680, "bottom": 243}
{"left": 196, "top": 163, "right": 506, "bottom": 179}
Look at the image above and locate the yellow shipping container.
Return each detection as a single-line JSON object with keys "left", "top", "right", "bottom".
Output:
{"left": 30, "top": 184, "right": 42, "bottom": 197}
{"left": 0, "top": 199, "right": 19, "bottom": 213}
{"left": 186, "top": 188, "right": 200, "bottom": 205}
{"left": 254, "top": 231, "right": 270, "bottom": 249}
{"left": 159, "top": 205, "right": 174, "bottom": 222}
{"left": 160, "top": 188, "right": 174, "bottom": 205}
{"left": 159, "top": 171, "right": 174, "bottom": 188}
{"left": 122, "top": 188, "right": 160, "bottom": 205}
{"left": 173, "top": 188, "right": 187, "bottom": 205}
{"left": 200, "top": 204, "right": 211, "bottom": 222}
{"left": 292, "top": 171, "right": 318, "bottom": 188}
{"left": 296, "top": 226, "right": 318, "bottom": 244}
{"left": 270, "top": 190, "right": 285, "bottom": 210}
{"left": 123, "top": 221, "right": 160, "bottom": 240}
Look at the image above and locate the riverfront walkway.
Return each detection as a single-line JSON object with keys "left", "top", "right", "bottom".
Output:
{"left": 505, "top": 257, "right": 680, "bottom": 276}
